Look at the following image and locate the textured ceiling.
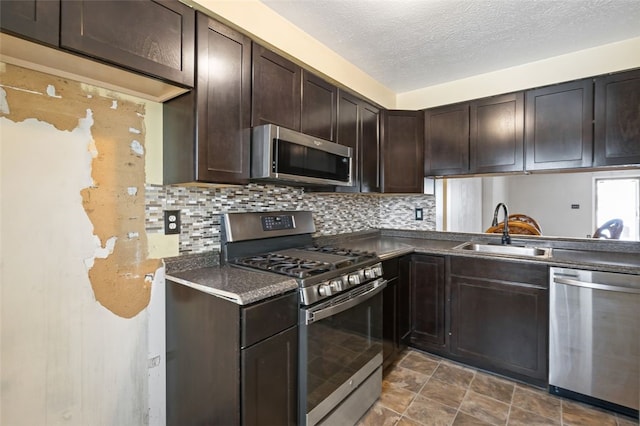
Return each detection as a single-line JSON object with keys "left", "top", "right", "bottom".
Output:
{"left": 260, "top": 0, "right": 640, "bottom": 93}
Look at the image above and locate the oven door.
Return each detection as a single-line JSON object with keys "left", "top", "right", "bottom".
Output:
{"left": 299, "top": 278, "right": 386, "bottom": 426}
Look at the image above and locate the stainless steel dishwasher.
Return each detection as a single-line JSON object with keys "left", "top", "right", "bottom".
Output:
{"left": 549, "top": 267, "right": 640, "bottom": 418}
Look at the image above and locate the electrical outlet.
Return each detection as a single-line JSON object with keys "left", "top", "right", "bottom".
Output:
{"left": 415, "top": 207, "right": 423, "bottom": 221}
{"left": 164, "top": 210, "right": 181, "bottom": 234}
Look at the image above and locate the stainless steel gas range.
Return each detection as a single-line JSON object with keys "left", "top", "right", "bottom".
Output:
{"left": 221, "top": 211, "right": 386, "bottom": 426}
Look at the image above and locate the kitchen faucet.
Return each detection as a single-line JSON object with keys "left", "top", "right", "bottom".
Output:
{"left": 492, "top": 203, "right": 511, "bottom": 245}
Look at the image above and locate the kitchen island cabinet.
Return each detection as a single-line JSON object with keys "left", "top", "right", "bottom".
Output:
{"left": 166, "top": 281, "right": 298, "bottom": 425}
{"left": 449, "top": 257, "right": 549, "bottom": 386}
{"left": 163, "top": 14, "right": 251, "bottom": 185}
{"left": 594, "top": 68, "right": 640, "bottom": 167}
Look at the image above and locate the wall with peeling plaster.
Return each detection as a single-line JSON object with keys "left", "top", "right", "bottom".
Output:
{"left": 0, "top": 63, "right": 165, "bottom": 425}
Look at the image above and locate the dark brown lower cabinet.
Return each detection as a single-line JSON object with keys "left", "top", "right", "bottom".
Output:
{"left": 382, "top": 257, "right": 399, "bottom": 370}
{"left": 407, "top": 255, "right": 447, "bottom": 355}
{"left": 448, "top": 257, "right": 549, "bottom": 386}
{"left": 166, "top": 281, "right": 298, "bottom": 425}
{"left": 397, "top": 257, "right": 412, "bottom": 347}
{"left": 242, "top": 327, "right": 298, "bottom": 426}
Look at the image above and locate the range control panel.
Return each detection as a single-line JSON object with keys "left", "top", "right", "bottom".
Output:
{"left": 261, "top": 215, "right": 295, "bottom": 231}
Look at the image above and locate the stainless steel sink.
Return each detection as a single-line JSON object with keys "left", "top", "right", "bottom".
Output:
{"left": 453, "top": 242, "right": 551, "bottom": 258}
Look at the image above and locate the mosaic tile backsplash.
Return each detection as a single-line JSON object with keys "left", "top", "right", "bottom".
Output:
{"left": 146, "top": 183, "right": 435, "bottom": 254}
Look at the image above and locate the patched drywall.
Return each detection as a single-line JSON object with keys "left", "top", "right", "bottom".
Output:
{"left": 1, "top": 62, "right": 163, "bottom": 424}
{"left": 0, "top": 63, "right": 158, "bottom": 317}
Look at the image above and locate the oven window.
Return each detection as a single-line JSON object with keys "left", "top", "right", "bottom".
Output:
{"left": 303, "top": 293, "right": 382, "bottom": 413}
{"left": 274, "top": 139, "right": 350, "bottom": 182}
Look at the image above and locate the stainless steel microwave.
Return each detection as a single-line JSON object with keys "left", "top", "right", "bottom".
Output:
{"left": 251, "top": 124, "right": 353, "bottom": 186}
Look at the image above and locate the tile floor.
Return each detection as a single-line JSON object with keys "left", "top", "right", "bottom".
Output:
{"left": 358, "top": 349, "right": 639, "bottom": 426}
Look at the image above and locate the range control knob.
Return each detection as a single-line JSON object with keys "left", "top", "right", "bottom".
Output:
{"left": 368, "top": 265, "right": 382, "bottom": 278}
{"left": 364, "top": 268, "right": 376, "bottom": 279}
{"left": 330, "top": 279, "right": 344, "bottom": 292}
{"left": 348, "top": 273, "right": 361, "bottom": 286}
{"left": 318, "top": 283, "right": 333, "bottom": 297}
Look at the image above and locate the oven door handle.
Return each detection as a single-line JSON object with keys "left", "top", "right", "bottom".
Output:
{"left": 305, "top": 279, "right": 387, "bottom": 325}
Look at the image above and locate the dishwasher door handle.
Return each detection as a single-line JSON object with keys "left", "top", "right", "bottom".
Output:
{"left": 554, "top": 276, "right": 640, "bottom": 294}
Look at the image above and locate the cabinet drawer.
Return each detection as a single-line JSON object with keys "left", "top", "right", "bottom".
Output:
{"left": 242, "top": 292, "right": 298, "bottom": 348}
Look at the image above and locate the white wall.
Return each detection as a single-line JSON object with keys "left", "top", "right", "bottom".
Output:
{"left": 445, "top": 177, "right": 483, "bottom": 233}
{"left": 478, "top": 169, "right": 640, "bottom": 238}
{"left": 397, "top": 37, "right": 640, "bottom": 109}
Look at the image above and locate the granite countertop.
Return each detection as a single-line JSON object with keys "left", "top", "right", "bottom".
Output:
{"left": 165, "top": 229, "right": 639, "bottom": 306}
{"left": 329, "top": 230, "right": 640, "bottom": 275}
{"left": 166, "top": 265, "right": 298, "bottom": 305}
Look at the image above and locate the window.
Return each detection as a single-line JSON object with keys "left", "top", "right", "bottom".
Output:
{"left": 594, "top": 178, "right": 640, "bottom": 240}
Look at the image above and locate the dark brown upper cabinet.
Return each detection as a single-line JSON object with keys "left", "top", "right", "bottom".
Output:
{"left": 381, "top": 110, "right": 424, "bottom": 193}
{"left": 594, "top": 68, "right": 640, "bottom": 167}
{"left": 301, "top": 71, "right": 337, "bottom": 141}
{"left": 163, "top": 14, "right": 251, "bottom": 185}
{"left": 525, "top": 79, "right": 594, "bottom": 171}
{"left": 251, "top": 43, "right": 301, "bottom": 130}
{"left": 424, "top": 102, "right": 470, "bottom": 176}
{"left": 60, "top": 0, "right": 195, "bottom": 88}
{"left": 470, "top": 92, "right": 524, "bottom": 174}
{"left": 0, "top": 0, "right": 60, "bottom": 46}
{"left": 335, "top": 90, "right": 380, "bottom": 193}
{"left": 361, "top": 102, "right": 381, "bottom": 193}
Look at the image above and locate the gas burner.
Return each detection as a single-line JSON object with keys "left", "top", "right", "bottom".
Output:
{"left": 234, "top": 254, "right": 336, "bottom": 279}
{"left": 307, "top": 245, "right": 377, "bottom": 261}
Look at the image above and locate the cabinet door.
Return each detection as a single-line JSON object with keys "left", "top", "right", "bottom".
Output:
{"left": 470, "top": 92, "right": 524, "bottom": 174}
{"left": 410, "top": 255, "right": 446, "bottom": 351}
{"left": 382, "top": 280, "right": 398, "bottom": 371}
{"left": 335, "top": 90, "right": 360, "bottom": 193}
{"left": 381, "top": 110, "right": 424, "bottom": 193}
{"left": 382, "top": 257, "right": 400, "bottom": 370}
{"left": 0, "top": 0, "right": 59, "bottom": 46}
{"left": 425, "top": 103, "right": 470, "bottom": 176}
{"left": 449, "top": 257, "right": 548, "bottom": 386}
{"left": 525, "top": 79, "right": 594, "bottom": 171}
{"left": 594, "top": 69, "right": 640, "bottom": 167}
{"left": 196, "top": 15, "right": 251, "bottom": 184}
{"left": 397, "top": 257, "right": 412, "bottom": 345}
{"left": 360, "top": 102, "right": 381, "bottom": 193}
{"left": 60, "top": 0, "right": 195, "bottom": 87}
{"left": 251, "top": 43, "right": 301, "bottom": 130}
{"left": 242, "top": 327, "right": 298, "bottom": 426}
{"left": 301, "top": 71, "right": 337, "bottom": 141}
